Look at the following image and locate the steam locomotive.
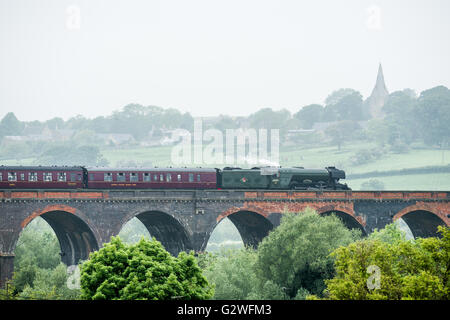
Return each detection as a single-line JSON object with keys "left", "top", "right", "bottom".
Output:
{"left": 0, "top": 165, "right": 350, "bottom": 190}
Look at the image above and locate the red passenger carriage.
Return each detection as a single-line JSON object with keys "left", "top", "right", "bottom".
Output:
{"left": 0, "top": 166, "right": 85, "bottom": 189}
{"left": 85, "top": 167, "right": 217, "bottom": 189}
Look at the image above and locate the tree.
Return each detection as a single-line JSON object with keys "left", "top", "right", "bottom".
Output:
{"left": 203, "top": 248, "right": 258, "bottom": 300}
{"left": 332, "top": 91, "right": 367, "bottom": 121}
{"left": 294, "top": 104, "right": 324, "bottom": 129}
{"left": 379, "top": 90, "right": 419, "bottom": 145}
{"left": 323, "top": 226, "right": 449, "bottom": 300}
{"left": 248, "top": 108, "right": 292, "bottom": 140}
{"left": 10, "top": 217, "right": 80, "bottom": 300}
{"left": 414, "top": 86, "right": 450, "bottom": 147}
{"left": 80, "top": 236, "right": 213, "bottom": 300}
{"left": 0, "top": 112, "right": 24, "bottom": 138}
{"left": 35, "top": 145, "right": 109, "bottom": 166}
{"left": 382, "top": 90, "right": 417, "bottom": 116}
{"left": 325, "top": 88, "right": 358, "bottom": 107}
{"left": 323, "top": 88, "right": 365, "bottom": 122}
{"left": 325, "top": 120, "right": 362, "bottom": 150}
{"left": 45, "top": 117, "right": 65, "bottom": 130}
{"left": 253, "top": 208, "right": 361, "bottom": 299}
{"left": 71, "top": 129, "right": 99, "bottom": 146}
{"left": 13, "top": 218, "right": 61, "bottom": 292}
{"left": 368, "top": 222, "right": 407, "bottom": 244}
{"left": 18, "top": 263, "right": 80, "bottom": 300}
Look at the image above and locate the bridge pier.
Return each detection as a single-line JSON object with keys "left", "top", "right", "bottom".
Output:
{"left": 0, "top": 254, "right": 14, "bottom": 289}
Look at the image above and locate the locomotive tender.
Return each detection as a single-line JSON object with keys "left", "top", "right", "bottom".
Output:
{"left": 0, "top": 165, "right": 350, "bottom": 190}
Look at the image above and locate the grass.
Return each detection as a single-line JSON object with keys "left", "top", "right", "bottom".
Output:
{"left": 347, "top": 173, "right": 450, "bottom": 191}
{"left": 101, "top": 145, "right": 174, "bottom": 167}
{"left": 347, "top": 149, "right": 449, "bottom": 175}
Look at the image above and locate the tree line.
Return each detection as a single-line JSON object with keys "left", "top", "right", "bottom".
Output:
{"left": 1, "top": 85, "right": 449, "bottom": 156}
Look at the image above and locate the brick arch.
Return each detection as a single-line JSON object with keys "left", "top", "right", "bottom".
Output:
{"left": 120, "top": 209, "right": 192, "bottom": 255}
{"left": 214, "top": 203, "right": 274, "bottom": 250}
{"left": 217, "top": 203, "right": 270, "bottom": 223}
{"left": 393, "top": 202, "right": 449, "bottom": 238}
{"left": 217, "top": 201, "right": 364, "bottom": 227}
{"left": 393, "top": 202, "right": 450, "bottom": 226}
{"left": 316, "top": 203, "right": 366, "bottom": 228}
{"left": 18, "top": 204, "right": 99, "bottom": 266}
{"left": 21, "top": 204, "right": 77, "bottom": 229}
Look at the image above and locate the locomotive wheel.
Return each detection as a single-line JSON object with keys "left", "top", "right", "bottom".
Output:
{"left": 289, "top": 182, "right": 300, "bottom": 190}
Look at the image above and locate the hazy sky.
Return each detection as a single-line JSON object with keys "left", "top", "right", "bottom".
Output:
{"left": 1, "top": 0, "right": 449, "bottom": 122}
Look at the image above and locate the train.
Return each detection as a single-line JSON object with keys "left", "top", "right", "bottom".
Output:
{"left": 0, "top": 165, "right": 350, "bottom": 190}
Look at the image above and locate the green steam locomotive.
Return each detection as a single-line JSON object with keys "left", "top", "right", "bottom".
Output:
{"left": 217, "top": 166, "right": 350, "bottom": 190}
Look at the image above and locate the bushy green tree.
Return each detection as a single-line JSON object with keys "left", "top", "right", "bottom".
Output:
{"left": 35, "top": 145, "right": 109, "bottom": 166}
{"left": 323, "top": 226, "right": 449, "bottom": 300}
{"left": 247, "top": 108, "right": 292, "bottom": 140}
{"left": 11, "top": 217, "right": 80, "bottom": 300}
{"left": 325, "top": 120, "right": 363, "bottom": 150}
{"left": 253, "top": 209, "right": 361, "bottom": 299}
{"left": 203, "top": 209, "right": 362, "bottom": 300}
{"left": 13, "top": 219, "right": 61, "bottom": 292}
{"left": 368, "top": 222, "right": 406, "bottom": 243}
{"left": 203, "top": 248, "right": 258, "bottom": 300}
{"left": 414, "top": 86, "right": 450, "bottom": 147}
{"left": 294, "top": 104, "right": 324, "bottom": 129}
{"left": 0, "top": 112, "right": 24, "bottom": 138}
{"left": 80, "top": 236, "right": 213, "bottom": 300}
{"left": 17, "top": 263, "right": 80, "bottom": 300}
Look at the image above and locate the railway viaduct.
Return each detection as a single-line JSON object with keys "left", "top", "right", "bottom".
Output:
{"left": 1, "top": 189, "right": 449, "bottom": 287}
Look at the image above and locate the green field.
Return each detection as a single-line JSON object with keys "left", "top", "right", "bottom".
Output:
{"left": 101, "top": 146, "right": 174, "bottom": 167}
{"left": 347, "top": 173, "right": 450, "bottom": 191}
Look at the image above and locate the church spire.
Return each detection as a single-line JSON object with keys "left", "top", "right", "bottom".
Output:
{"left": 366, "top": 63, "right": 389, "bottom": 119}
{"left": 375, "top": 63, "right": 388, "bottom": 93}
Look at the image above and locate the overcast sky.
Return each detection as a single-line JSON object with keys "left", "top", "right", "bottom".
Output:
{"left": 0, "top": 0, "right": 449, "bottom": 122}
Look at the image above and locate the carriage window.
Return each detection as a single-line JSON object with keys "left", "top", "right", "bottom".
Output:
{"left": 44, "top": 173, "right": 52, "bottom": 181}
{"left": 8, "top": 172, "right": 17, "bottom": 181}
{"left": 153, "top": 174, "right": 158, "bottom": 181}
{"left": 58, "top": 172, "right": 67, "bottom": 182}
{"left": 143, "top": 173, "right": 151, "bottom": 182}
{"left": 166, "top": 173, "right": 172, "bottom": 182}
{"left": 20, "top": 173, "right": 25, "bottom": 181}
{"left": 70, "top": 173, "right": 77, "bottom": 182}
{"left": 0, "top": 172, "right": 2, "bottom": 181}
{"left": 117, "top": 173, "right": 126, "bottom": 182}
{"left": 197, "top": 174, "right": 201, "bottom": 182}
{"left": 188, "top": 173, "right": 194, "bottom": 182}
{"left": 177, "top": 174, "right": 182, "bottom": 182}
{"left": 89, "top": 174, "right": 94, "bottom": 181}
{"left": 130, "top": 173, "right": 138, "bottom": 182}
{"left": 29, "top": 172, "right": 37, "bottom": 181}
{"left": 104, "top": 173, "right": 113, "bottom": 181}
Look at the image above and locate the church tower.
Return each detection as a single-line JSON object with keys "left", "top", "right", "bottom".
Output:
{"left": 366, "top": 63, "right": 389, "bottom": 119}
